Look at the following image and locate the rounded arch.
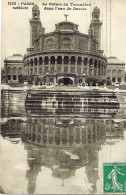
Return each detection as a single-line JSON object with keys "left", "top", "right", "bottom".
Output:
{"left": 39, "top": 57, "right": 43, "bottom": 65}
{"left": 94, "top": 59, "right": 97, "bottom": 67}
{"left": 18, "top": 67, "right": 23, "bottom": 75}
{"left": 98, "top": 60, "right": 101, "bottom": 68}
{"left": 112, "top": 69, "right": 116, "bottom": 74}
{"left": 50, "top": 56, "right": 55, "bottom": 65}
{"left": 70, "top": 56, "right": 75, "bottom": 65}
{"left": 118, "top": 69, "right": 122, "bottom": 74}
{"left": 84, "top": 57, "right": 88, "bottom": 65}
{"left": 58, "top": 77, "right": 73, "bottom": 85}
{"left": 12, "top": 67, "right": 18, "bottom": 74}
{"left": 27, "top": 59, "right": 29, "bottom": 66}
{"left": 12, "top": 67, "right": 18, "bottom": 80}
{"left": 34, "top": 58, "right": 37, "bottom": 66}
{"left": 57, "top": 56, "right": 62, "bottom": 64}
{"left": 30, "top": 59, "right": 33, "bottom": 66}
{"left": 44, "top": 56, "right": 49, "bottom": 65}
{"left": 6, "top": 67, "right": 11, "bottom": 74}
{"left": 34, "top": 13, "right": 38, "bottom": 18}
{"left": 89, "top": 58, "right": 93, "bottom": 66}
{"left": 77, "top": 57, "right": 82, "bottom": 65}
{"left": 64, "top": 56, "right": 69, "bottom": 65}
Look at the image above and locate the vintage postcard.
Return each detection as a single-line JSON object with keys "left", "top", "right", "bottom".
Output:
{"left": 1, "top": 0, "right": 126, "bottom": 194}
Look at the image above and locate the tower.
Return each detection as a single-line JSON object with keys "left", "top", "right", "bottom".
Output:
{"left": 89, "top": 7, "right": 102, "bottom": 50}
{"left": 29, "top": 5, "right": 42, "bottom": 48}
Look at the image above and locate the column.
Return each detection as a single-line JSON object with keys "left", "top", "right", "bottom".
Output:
{"left": 99, "top": 63, "right": 101, "bottom": 78}
{"left": 104, "top": 65, "right": 107, "bottom": 78}
{"left": 75, "top": 58, "right": 77, "bottom": 73}
{"left": 102, "top": 65, "right": 104, "bottom": 78}
{"left": 92, "top": 60, "right": 94, "bottom": 76}
{"left": 17, "top": 69, "right": 19, "bottom": 82}
{"left": 87, "top": 60, "right": 90, "bottom": 76}
{"left": 48, "top": 57, "right": 51, "bottom": 73}
{"left": 29, "top": 60, "right": 31, "bottom": 75}
{"left": 11, "top": 68, "right": 13, "bottom": 82}
{"left": 68, "top": 57, "right": 70, "bottom": 73}
{"left": 33, "top": 59, "right": 35, "bottom": 74}
{"left": 42, "top": 57, "right": 44, "bottom": 75}
{"left": 97, "top": 64, "right": 99, "bottom": 78}
{"left": 37, "top": 58, "right": 39, "bottom": 75}
{"left": 81, "top": 58, "right": 84, "bottom": 74}
{"left": 55, "top": 58, "right": 57, "bottom": 72}
{"left": 62, "top": 56, "right": 64, "bottom": 73}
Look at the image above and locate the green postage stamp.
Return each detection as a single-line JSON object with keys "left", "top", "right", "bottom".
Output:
{"left": 103, "top": 163, "right": 126, "bottom": 193}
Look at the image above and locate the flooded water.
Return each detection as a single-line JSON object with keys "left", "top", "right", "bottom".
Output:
{"left": 1, "top": 90, "right": 126, "bottom": 194}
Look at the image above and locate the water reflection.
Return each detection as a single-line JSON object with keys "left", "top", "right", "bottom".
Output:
{"left": 1, "top": 90, "right": 126, "bottom": 194}
{"left": 1, "top": 116, "right": 126, "bottom": 194}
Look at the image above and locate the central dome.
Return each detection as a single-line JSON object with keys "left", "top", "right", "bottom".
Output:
{"left": 55, "top": 21, "right": 78, "bottom": 32}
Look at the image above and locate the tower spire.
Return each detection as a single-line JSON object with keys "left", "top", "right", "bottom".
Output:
{"left": 29, "top": 5, "right": 42, "bottom": 48}
{"left": 89, "top": 7, "right": 102, "bottom": 50}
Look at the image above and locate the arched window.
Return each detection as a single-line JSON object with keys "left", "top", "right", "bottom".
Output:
{"left": 12, "top": 67, "right": 18, "bottom": 80}
{"left": 77, "top": 57, "right": 82, "bottom": 65}
{"left": 44, "top": 56, "right": 49, "bottom": 65}
{"left": 84, "top": 58, "right": 88, "bottom": 66}
{"left": 12, "top": 67, "right": 17, "bottom": 75}
{"left": 70, "top": 56, "right": 75, "bottom": 65}
{"left": 39, "top": 57, "right": 43, "bottom": 65}
{"left": 118, "top": 70, "right": 122, "bottom": 75}
{"left": 34, "top": 58, "right": 37, "bottom": 66}
{"left": 98, "top": 61, "right": 101, "bottom": 68}
{"left": 27, "top": 60, "right": 29, "bottom": 67}
{"left": 94, "top": 59, "right": 97, "bottom": 67}
{"left": 64, "top": 56, "right": 69, "bottom": 65}
{"left": 57, "top": 56, "right": 62, "bottom": 64}
{"left": 50, "top": 56, "right": 55, "bottom": 65}
{"left": 6, "top": 67, "right": 11, "bottom": 80}
{"left": 6, "top": 67, "right": 11, "bottom": 74}
{"left": 112, "top": 69, "right": 116, "bottom": 75}
{"left": 30, "top": 59, "right": 33, "bottom": 66}
{"left": 89, "top": 58, "right": 93, "bottom": 66}
{"left": 18, "top": 67, "right": 23, "bottom": 75}
{"left": 34, "top": 13, "right": 38, "bottom": 18}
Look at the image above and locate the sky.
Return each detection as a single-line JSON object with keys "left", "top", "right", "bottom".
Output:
{"left": 1, "top": 0, "right": 126, "bottom": 67}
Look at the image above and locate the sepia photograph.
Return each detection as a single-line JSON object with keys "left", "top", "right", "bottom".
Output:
{"left": 1, "top": 0, "right": 126, "bottom": 194}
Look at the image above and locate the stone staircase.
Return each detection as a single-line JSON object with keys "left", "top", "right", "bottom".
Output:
{"left": 25, "top": 90, "right": 120, "bottom": 118}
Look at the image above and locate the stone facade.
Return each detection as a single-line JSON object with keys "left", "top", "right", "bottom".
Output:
{"left": 23, "top": 5, "right": 107, "bottom": 85}
{"left": 107, "top": 57, "right": 126, "bottom": 84}
{"left": 4, "top": 54, "right": 23, "bottom": 83}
